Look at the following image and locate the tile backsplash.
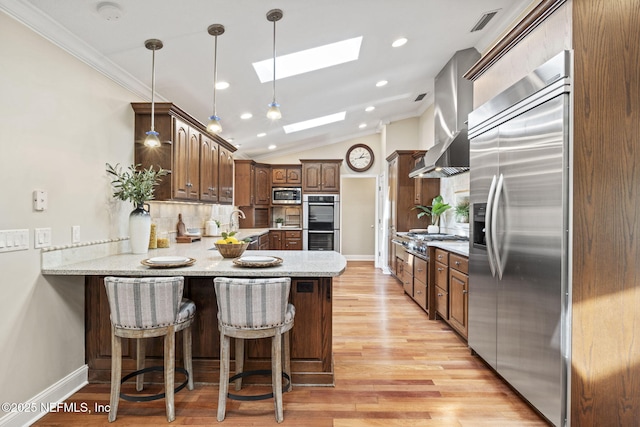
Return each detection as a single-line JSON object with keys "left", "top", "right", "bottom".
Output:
{"left": 147, "top": 202, "right": 236, "bottom": 238}
{"left": 439, "top": 172, "right": 470, "bottom": 237}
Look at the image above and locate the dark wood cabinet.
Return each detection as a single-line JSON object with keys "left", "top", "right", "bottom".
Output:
{"left": 132, "top": 102, "right": 235, "bottom": 203}
{"left": 386, "top": 150, "right": 440, "bottom": 272}
{"left": 300, "top": 160, "right": 342, "bottom": 193}
{"left": 84, "top": 275, "right": 334, "bottom": 385}
{"left": 434, "top": 248, "right": 449, "bottom": 320}
{"left": 269, "top": 230, "right": 301, "bottom": 250}
{"left": 218, "top": 145, "right": 234, "bottom": 204}
{"left": 235, "top": 160, "right": 271, "bottom": 228}
{"left": 272, "top": 166, "right": 302, "bottom": 186}
{"left": 234, "top": 160, "right": 270, "bottom": 206}
{"left": 448, "top": 253, "right": 468, "bottom": 338}
{"left": 413, "top": 257, "right": 428, "bottom": 311}
{"left": 199, "top": 134, "right": 219, "bottom": 202}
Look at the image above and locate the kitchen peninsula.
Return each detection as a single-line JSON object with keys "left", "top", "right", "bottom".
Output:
{"left": 42, "top": 237, "right": 346, "bottom": 386}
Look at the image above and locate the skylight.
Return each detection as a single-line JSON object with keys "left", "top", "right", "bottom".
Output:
{"left": 252, "top": 36, "right": 363, "bottom": 83}
{"left": 283, "top": 112, "right": 346, "bottom": 134}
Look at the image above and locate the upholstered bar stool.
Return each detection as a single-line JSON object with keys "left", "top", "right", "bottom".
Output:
{"left": 213, "top": 277, "right": 295, "bottom": 423}
{"left": 103, "top": 276, "right": 196, "bottom": 423}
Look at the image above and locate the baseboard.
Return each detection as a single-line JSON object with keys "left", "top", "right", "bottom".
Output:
{"left": 344, "top": 255, "right": 375, "bottom": 261}
{"left": 0, "top": 365, "right": 88, "bottom": 427}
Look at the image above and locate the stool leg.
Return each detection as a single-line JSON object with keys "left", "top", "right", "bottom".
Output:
{"left": 234, "top": 338, "right": 244, "bottom": 391}
{"left": 217, "top": 333, "right": 231, "bottom": 422}
{"left": 164, "top": 326, "right": 176, "bottom": 423}
{"left": 272, "top": 332, "right": 284, "bottom": 423}
{"left": 283, "top": 330, "right": 292, "bottom": 392}
{"left": 136, "top": 338, "right": 145, "bottom": 392}
{"left": 108, "top": 329, "right": 121, "bottom": 423}
{"left": 183, "top": 325, "right": 194, "bottom": 390}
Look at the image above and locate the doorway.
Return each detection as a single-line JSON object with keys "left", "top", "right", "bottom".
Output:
{"left": 340, "top": 176, "right": 377, "bottom": 260}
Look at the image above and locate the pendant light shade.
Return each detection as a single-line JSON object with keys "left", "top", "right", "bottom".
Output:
{"left": 207, "top": 24, "right": 225, "bottom": 134}
{"left": 266, "top": 9, "right": 283, "bottom": 120}
{"left": 143, "top": 39, "right": 163, "bottom": 148}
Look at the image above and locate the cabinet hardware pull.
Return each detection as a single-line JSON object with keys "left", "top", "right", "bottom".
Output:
{"left": 463, "top": 290, "right": 468, "bottom": 294}
{"left": 438, "top": 293, "right": 443, "bottom": 297}
{"left": 455, "top": 261, "right": 460, "bottom": 266}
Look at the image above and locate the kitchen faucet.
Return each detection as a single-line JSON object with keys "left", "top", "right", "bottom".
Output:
{"left": 229, "top": 209, "right": 246, "bottom": 232}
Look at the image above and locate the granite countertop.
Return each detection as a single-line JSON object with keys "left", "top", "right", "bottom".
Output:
{"left": 428, "top": 241, "right": 469, "bottom": 257}
{"left": 42, "top": 236, "right": 346, "bottom": 278}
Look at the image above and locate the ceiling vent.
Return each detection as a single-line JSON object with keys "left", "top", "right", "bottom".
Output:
{"left": 414, "top": 93, "right": 427, "bottom": 102}
{"left": 470, "top": 9, "right": 500, "bottom": 32}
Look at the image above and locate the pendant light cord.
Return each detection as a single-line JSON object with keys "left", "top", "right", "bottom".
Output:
{"left": 272, "top": 18, "right": 277, "bottom": 104}
{"left": 150, "top": 47, "right": 156, "bottom": 132}
{"left": 213, "top": 34, "right": 218, "bottom": 116}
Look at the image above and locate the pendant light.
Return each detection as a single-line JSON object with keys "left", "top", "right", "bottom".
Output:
{"left": 143, "top": 39, "right": 163, "bottom": 148}
{"left": 266, "top": 9, "right": 283, "bottom": 120}
{"left": 207, "top": 24, "right": 225, "bottom": 134}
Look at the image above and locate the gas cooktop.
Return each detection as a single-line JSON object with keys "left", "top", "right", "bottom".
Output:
{"left": 406, "top": 232, "right": 469, "bottom": 242}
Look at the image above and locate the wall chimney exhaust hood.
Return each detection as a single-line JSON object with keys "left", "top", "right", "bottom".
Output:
{"left": 410, "top": 48, "right": 479, "bottom": 179}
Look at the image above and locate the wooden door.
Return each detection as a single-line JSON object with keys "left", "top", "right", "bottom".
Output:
{"left": 286, "top": 167, "right": 302, "bottom": 184}
{"left": 173, "top": 119, "right": 190, "bottom": 199}
{"left": 449, "top": 268, "right": 468, "bottom": 338}
{"left": 200, "top": 135, "right": 218, "bottom": 202}
{"left": 269, "top": 231, "right": 282, "bottom": 249}
{"left": 321, "top": 162, "right": 340, "bottom": 192}
{"left": 302, "top": 163, "right": 322, "bottom": 192}
{"left": 219, "top": 146, "right": 233, "bottom": 203}
{"left": 186, "top": 129, "right": 200, "bottom": 199}
{"left": 255, "top": 165, "right": 271, "bottom": 205}
{"left": 272, "top": 168, "right": 287, "bottom": 185}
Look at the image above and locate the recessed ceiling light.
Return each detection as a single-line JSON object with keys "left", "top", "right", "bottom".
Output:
{"left": 283, "top": 111, "right": 346, "bottom": 134}
{"left": 358, "top": 123, "right": 367, "bottom": 129}
{"left": 365, "top": 106, "right": 375, "bottom": 112}
{"left": 234, "top": 144, "right": 241, "bottom": 148}
{"left": 253, "top": 36, "right": 363, "bottom": 83}
{"left": 226, "top": 137, "right": 234, "bottom": 142}
{"left": 392, "top": 37, "right": 408, "bottom": 48}
{"left": 215, "top": 81, "right": 230, "bottom": 90}
{"left": 268, "top": 144, "right": 277, "bottom": 150}
{"left": 257, "top": 132, "right": 267, "bottom": 137}
{"left": 240, "top": 113, "right": 253, "bottom": 120}
{"left": 376, "top": 80, "right": 388, "bottom": 87}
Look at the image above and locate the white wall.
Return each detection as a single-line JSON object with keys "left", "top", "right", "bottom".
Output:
{"left": 0, "top": 11, "right": 138, "bottom": 416}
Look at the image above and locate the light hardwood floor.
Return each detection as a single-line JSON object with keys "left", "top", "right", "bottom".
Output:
{"left": 34, "top": 261, "right": 548, "bottom": 426}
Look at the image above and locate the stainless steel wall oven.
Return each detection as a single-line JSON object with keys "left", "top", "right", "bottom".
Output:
{"left": 303, "top": 194, "right": 340, "bottom": 251}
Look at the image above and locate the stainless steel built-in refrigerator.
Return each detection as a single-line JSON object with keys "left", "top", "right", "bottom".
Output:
{"left": 468, "top": 51, "right": 571, "bottom": 427}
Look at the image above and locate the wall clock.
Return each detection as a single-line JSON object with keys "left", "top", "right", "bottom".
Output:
{"left": 346, "top": 143, "right": 374, "bottom": 172}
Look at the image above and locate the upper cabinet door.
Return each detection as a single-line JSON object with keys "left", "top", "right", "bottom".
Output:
{"left": 173, "top": 119, "right": 191, "bottom": 199}
{"left": 320, "top": 163, "right": 340, "bottom": 192}
{"left": 200, "top": 135, "right": 219, "bottom": 202}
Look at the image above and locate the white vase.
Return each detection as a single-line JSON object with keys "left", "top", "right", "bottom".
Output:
{"left": 129, "top": 203, "right": 151, "bottom": 254}
{"left": 427, "top": 225, "right": 440, "bottom": 234}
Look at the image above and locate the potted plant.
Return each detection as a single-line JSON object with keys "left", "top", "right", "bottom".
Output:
{"left": 413, "top": 195, "right": 451, "bottom": 233}
{"left": 106, "top": 163, "right": 167, "bottom": 254}
{"left": 275, "top": 217, "right": 284, "bottom": 228}
{"left": 455, "top": 199, "right": 470, "bottom": 223}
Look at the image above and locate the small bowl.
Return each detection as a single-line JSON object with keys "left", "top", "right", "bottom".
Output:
{"left": 215, "top": 242, "right": 249, "bottom": 258}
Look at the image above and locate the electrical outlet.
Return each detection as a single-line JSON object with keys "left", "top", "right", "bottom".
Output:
{"left": 72, "top": 225, "right": 81, "bottom": 243}
{"left": 35, "top": 227, "right": 52, "bottom": 249}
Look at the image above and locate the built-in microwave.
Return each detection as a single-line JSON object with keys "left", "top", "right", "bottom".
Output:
{"left": 272, "top": 187, "right": 302, "bottom": 204}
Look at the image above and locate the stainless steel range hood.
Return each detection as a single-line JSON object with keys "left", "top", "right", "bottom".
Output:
{"left": 410, "top": 48, "right": 479, "bottom": 178}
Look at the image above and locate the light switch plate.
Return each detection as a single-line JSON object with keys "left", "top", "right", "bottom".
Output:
{"left": 0, "top": 229, "right": 29, "bottom": 252}
{"left": 33, "top": 190, "right": 48, "bottom": 211}
{"left": 35, "top": 227, "right": 52, "bottom": 249}
{"left": 72, "top": 225, "right": 80, "bottom": 243}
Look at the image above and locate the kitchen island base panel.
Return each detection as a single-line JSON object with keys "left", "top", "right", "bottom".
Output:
{"left": 85, "top": 276, "right": 334, "bottom": 386}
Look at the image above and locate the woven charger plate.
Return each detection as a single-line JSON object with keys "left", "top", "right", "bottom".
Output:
{"left": 232, "top": 256, "right": 283, "bottom": 268}
{"left": 140, "top": 257, "right": 196, "bottom": 268}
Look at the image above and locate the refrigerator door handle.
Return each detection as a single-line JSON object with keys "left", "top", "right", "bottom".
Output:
{"left": 492, "top": 173, "right": 505, "bottom": 280}
{"left": 485, "top": 175, "right": 498, "bottom": 277}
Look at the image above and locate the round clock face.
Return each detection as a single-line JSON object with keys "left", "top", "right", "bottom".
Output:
{"left": 346, "top": 144, "right": 374, "bottom": 172}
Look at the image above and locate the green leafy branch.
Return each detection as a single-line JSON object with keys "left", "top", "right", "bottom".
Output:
{"left": 106, "top": 163, "right": 168, "bottom": 206}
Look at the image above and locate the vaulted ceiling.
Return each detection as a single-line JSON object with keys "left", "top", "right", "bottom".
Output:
{"left": 2, "top": 0, "right": 531, "bottom": 159}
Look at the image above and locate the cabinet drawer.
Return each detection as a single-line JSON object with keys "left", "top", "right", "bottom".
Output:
{"left": 435, "top": 285, "right": 448, "bottom": 319}
{"left": 435, "top": 261, "right": 448, "bottom": 290}
{"left": 413, "top": 279, "right": 427, "bottom": 311}
{"left": 413, "top": 257, "right": 427, "bottom": 282}
{"left": 435, "top": 249, "right": 449, "bottom": 265}
{"left": 450, "top": 253, "right": 468, "bottom": 274}
{"left": 284, "top": 230, "right": 301, "bottom": 238}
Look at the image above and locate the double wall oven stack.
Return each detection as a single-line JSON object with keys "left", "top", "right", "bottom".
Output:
{"left": 303, "top": 194, "right": 340, "bottom": 251}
